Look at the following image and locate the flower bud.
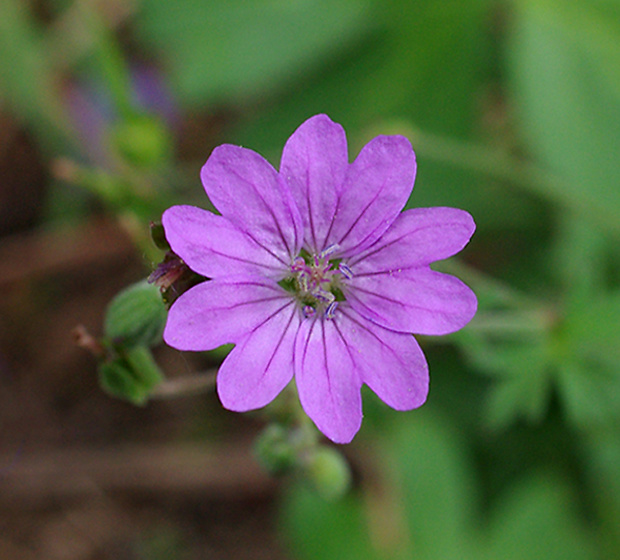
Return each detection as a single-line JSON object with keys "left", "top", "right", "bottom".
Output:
{"left": 104, "top": 280, "right": 167, "bottom": 347}
{"left": 254, "top": 424, "right": 297, "bottom": 475}
{"left": 305, "top": 446, "right": 351, "bottom": 500}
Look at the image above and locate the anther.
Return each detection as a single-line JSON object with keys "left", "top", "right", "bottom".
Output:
{"left": 338, "top": 262, "right": 353, "bottom": 280}
{"left": 325, "top": 301, "right": 338, "bottom": 319}
{"left": 319, "top": 244, "right": 340, "bottom": 259}
{"left": 292, "top": 256, "right": 307, "bottom": 271}
{"left": 314, "top": 290, "right": 335, "bottom": 304}
{"left": 303, "top": 305, "right": 316, "bottom": 318}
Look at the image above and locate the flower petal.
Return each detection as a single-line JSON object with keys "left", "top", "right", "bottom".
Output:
{"left": 201, "top": 144, "right": 303, "bottom": 264}
{"left": 295, "top": 316, "right": 362, "bottom": 443}
{"left": 338, "top": 307, "right": 428, "bottom": 410}
{"left": 162, "top": 205, "right": 289, "bottom": 278}
{"left": 349, "top": 207, "right": 475, "bottom": 272}
{"left": 328, "top": 135, "right": 416, "bottom": 257}
{"left": 163, "top": 277, "right": 294, "bottom": 351}
{"left": 217, "top": 302, "right": 300, "bottom": 411}
{"left": 280, "top": 114, "right": 348, "bottom": 253}
{"left": 346, "top": 268, "right": 478, "bottom": 335}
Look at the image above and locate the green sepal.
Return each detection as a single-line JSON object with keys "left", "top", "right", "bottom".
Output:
{"left": 98, "top": 345, "right": 164, "bottom": 405}
{"left": 104, "top": 279, "right": 167, "bottom": 347}
{"left": 150, "top": 221, "right": 170, "bottom": 251}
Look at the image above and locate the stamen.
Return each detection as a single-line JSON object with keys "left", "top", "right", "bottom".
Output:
{"left": 338, "top": 262, "right": 353, "bottom": 280}
{"left": 314, "top": 289, "right": 335, "bottom": 304}
{"left": 289, "top": 246, "right": 350, "bottom": 321}
{"left": 325, "top": 301, "right": 338, "bottom": 319}
{"left": 292, "top": 256, "right": 307, "bottom": 271}
{"left": 303, "top": 305, "right": 316, "bottom": 318}
{"left": 319, "top": 244, "right": 340, "bottom": 259}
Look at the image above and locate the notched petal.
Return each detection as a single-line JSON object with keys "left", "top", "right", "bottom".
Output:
{"left": 329, "top": 135, "right": 416, "bottom": 257}
{"left": 201, "top": 145, "right": 303, "bottom": 262}
{"left": 217, "top": 304, "right": 300, "bottom": 411}
{"left": 338, "top": 308, "right": 429, "bottom": 410}
{"left": 350, "top": 207, "right": 476, "bottom": 272}
{"left": 294, "top": 316, "right": 362, "bottom": 444}
{"left": 162, "top": 205, "right": 289, "bottom": 278}
{"left": 280, "top": 114, "right": 348, "bottom": 253}
{"left": 163, "top": 277, "right": 293, "bottom": 351}
{"left": 347, "top": 268, "right": 478, "bottom": 335}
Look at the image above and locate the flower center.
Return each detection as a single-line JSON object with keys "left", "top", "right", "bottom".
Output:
{"left": 280, "top": 245, "right": 352, "bottom": 319}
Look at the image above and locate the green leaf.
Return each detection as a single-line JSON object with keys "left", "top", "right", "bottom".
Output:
{"left": 0, "top": 0, "right": 70, "bottom": 146}
{"left": 484, "top": 473, "right": 596, "bottom": 560}
{"left": 557, "top": 290, "right": 620, "bottom": 427}
{"left": 386, "top": 412, "right": 477, "bottom": 560}
{"left": 557, "top": 362, "right": 620, "bottom": 428}
{"left": 279, "top": 484, "right": 379, "bottom": 560}
{"left": 567, "top": 290, "right": 620, "bottom": 364}
{"left": 134, "top": 0, "right": 372, "bottom": 107}
{"left": 104, "top": 280, "right": 167, "bottom": 347}
{"left": 457, "top": 305, "right": 553, "bottom": 428}
{"left": 508, "top": 0, "right": 620, "bottom": 231}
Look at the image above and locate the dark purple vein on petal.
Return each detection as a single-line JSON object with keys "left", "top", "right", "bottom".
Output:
{"left": 348, "top": 285, "right": 461, "bottom": 327}
{"left": 303, "top": 161, "right": 318, "bottom": 252}
{"left": 227, "top": 167, "right": 295, "bottom": 260}
{"left": 337, "top": 168, "right": 389, "bottom": 249}
{"left": 298, "top": 315, "right": 318, "bottom": 375}
{"left": 347, "top": 223, "right": 452, "bottom": 268}
{"left": 254, "top": 304, "right": 298, "bottom": 383}
{"left": 205, "top": 247, "right": 288, "bottom": 271}
{"left": 339, "top": 308, "right": 406, "bottom": 367}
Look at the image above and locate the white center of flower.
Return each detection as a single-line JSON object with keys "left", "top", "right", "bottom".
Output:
{"left": 288, "top": 245, "right": 352, "bottom": 319}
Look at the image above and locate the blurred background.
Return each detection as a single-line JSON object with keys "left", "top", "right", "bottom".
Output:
{"left": 1, "top": 0, "right": 619, "bottom": 558}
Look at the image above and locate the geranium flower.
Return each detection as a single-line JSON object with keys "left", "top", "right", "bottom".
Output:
{"left": 162, "top": 114, "right": 477, "bottom": 443}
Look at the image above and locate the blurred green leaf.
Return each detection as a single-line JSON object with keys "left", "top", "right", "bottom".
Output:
{"left": 557, "top": 290, "right": 620, "bottom": 427}
{"left": 581, "top": 428, "right": 620, "bottom": 558}
{"left": 484, "top": 472, "right": 596, "bottom": 560}
{"left": 567, "top": 290, "right": 620, "bottom": 364}
{"left": 282, "top": 410, "right": 600, "bottom": 559}
{"left": 104, "top": 279, "right": 167, "bottom": 347}
{"left": 135, "top": 0, "right": 372, "bottom": 106}
{"left": 370, "top": 0, "right": 491, "bottom": 136}
{"left": 508, "top": 0, "right": 620, "bottom": 231}
{"left": 280, "top": 484, "right": 378, "bottom": 560}
{"left": 0, "top": 0, "right": 70, "bottom": 146}
{"left": 386, "top": 412, "right": 477, "bottom": 560}
{"left": 557, "top": 362, "right": 620, "bottom": 428}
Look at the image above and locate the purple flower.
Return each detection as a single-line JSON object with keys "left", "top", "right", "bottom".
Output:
{"left": 162, "top": 114, "right": 477, "bottom": 443}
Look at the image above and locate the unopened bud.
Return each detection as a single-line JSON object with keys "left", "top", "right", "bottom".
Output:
{"left": 104, "top": 280, "right": 167, "bottom": 347}
{"left": 305, "top": 446, "right": 351, "bottom": 500}
{"left": 254, "top": 424, "right": 297, "bottom": 475}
